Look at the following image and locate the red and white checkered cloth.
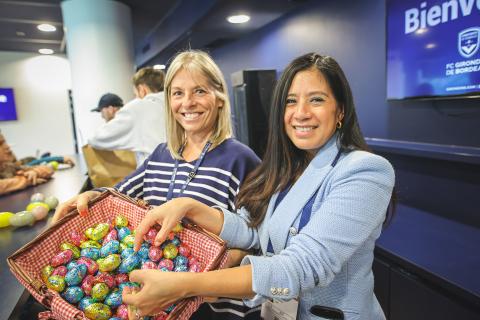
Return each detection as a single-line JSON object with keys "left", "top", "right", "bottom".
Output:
{"left": 9, "top": 192, "right": 227, "bottom": 320}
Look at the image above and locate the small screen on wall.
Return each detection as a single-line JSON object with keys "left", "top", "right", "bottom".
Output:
{"left": 0, "top": 88, "right": 18, "bottom": 121}
{"left": 387, "top": 0, "right": 480, "bottom": 100}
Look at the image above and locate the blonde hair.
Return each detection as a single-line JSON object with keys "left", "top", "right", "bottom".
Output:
{"left": 133, "top": 67, "right": 165, "bottom": 92}
{"left": 164, "top": 50, "right": 232, "bottom": 159}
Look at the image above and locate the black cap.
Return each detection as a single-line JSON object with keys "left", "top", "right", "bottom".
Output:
{"left": 91, "top": 93, "right": 124, "bottom": 112}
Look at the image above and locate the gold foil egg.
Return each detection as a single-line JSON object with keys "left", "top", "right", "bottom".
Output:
{"left": 115, "top": 215, "right": 128, "bottom": 228}
{"left": 60, "top": 242, "right": 80, "bottom": 259}
{"left": 97, "top": 254, "right": 121, "bottom": 272}
{"left": 40, "top": 265, "right": 54, "bottom": 283}
{"left": 46, "top": 275, "right": 65, "bottom": 292}
{"left": 84, "top": 302, "right": 111, "bottom": 320}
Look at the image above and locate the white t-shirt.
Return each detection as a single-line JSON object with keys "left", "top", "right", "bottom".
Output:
{"left": 88, "top": 92, "right": 166, "bottom": 166}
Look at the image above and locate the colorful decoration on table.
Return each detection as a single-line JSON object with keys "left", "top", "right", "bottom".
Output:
{"left": 39, "top": 217, "right": 203, "bottom": 320}
{"left": 4, "top": 193, "right": 60, "bottom": 228}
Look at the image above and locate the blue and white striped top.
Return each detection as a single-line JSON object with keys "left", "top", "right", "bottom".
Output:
{"left": 115, "top": 138, "right": 260, "bottom": 211}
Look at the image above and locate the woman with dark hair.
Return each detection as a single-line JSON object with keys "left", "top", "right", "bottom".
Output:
{"left": 123, "top": 53, "right": 395, "bottom": 320}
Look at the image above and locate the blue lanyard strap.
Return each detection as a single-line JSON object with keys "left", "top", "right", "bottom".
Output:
{"left": 266, "top": 149, "right": 342, "bottom": 254}
{"left": 166, "top": 141, "right": 212, "bottom": 201}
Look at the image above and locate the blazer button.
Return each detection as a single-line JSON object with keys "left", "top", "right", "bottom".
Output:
{"left": 289, "top": 227, "right": 297, "bottom": 236}
{"left": 270, "top": 287, "right": 278, "bottom": 295}
{"left": 282, "top": 288, "right": 290, "bottom": 295}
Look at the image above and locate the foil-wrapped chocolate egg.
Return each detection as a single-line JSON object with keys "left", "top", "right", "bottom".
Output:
{"left": 65, "top": 264, "right": 87, "bottom": 286}
{"left": 90, "top": 223, "right": 110, "bottom": 240}
{"left": 40, "top": 265, "right": 54, "bottom": 283}
{"left": 84, "top": 302, "right": 111, "bottom": 320}
{"left": 158, "top": 258, "right": 174, "bottom": 271}
{"left": 80, "top": 240, "right": 101, "bottom": 249}
{"left": 52, "top": 266, "right": 68, "bottom": 277}
{"left": 97, "top": 254, "right": 121, "bottom": 272}
{"left": 115, "top": 304, "right": 129, "bottom": 320}
{"left": 104, "top": 289, "right": 122, "bottom": 308}
{"left": 141, "top": 261, "right": 157, "bottom": 269}
{"left": 172, "top": 223, "right": 183, "bottom": 233}
{"left": 46, "top": 275, "right": 65, "bottom": 292}
{"left": 66, "top": 260, "right": 78, "bottom": 270}
{"left": 137, "top": 245, "right": 150, "bottom": 260}
{"left": 152, "top": 311, "right": 169, "bottom": 320}
{"left": 170, "top": 236, "right": 181, "bottom": 247}
{"left": 118, "top": 253, "right": 140, "bottom": 274}
{"left": 119, "top": 242, "right": 128, "bottom": 252}
{"left": 81, "top": 274, "right": 95, "bottom": 295}
{"left": 165, "top": 304, "right": 175, "bottom": 313}
{"left": 121, "top": 234, "right": 135, "bottom": 248}
{"left": 100, "top": 240, "right": 120, "bottom": 257}
{"left": 50, "top": 250, "right": 73, "bottom": 267}
{"left": 159, "top": 267, "right": 170, "bottom": 272}
{"left": 80, "top": 247, "right": 100, "bottom": 260}
{"left": 91, "top": 282, "right": 109, "bottom": 301}
{"left": 69, "top": 230, "right": 87, "bottom": 247}
{"left": 174, "top": 255, "right": 188, "bottom": 267}
{"left": 78, "top": 296, "right": 95, "bottom": 311}
{"left": 162, "top": 243, "right": 178, "bottom": 260}
{"left": 174, "top": 264, "right": 188, "bottom": 272}
{"left": 178, "top": 244, "right": 191, "bottom": 257}
{"left": 77, "top": 257, "right": 99, "bottom": 275}
{"left": 144, "top": 228, "right": 158, "bottom": 244}
{"left": 103, "top": 229, "right": 118, "bottom": 244}
{"left": 189, "top": 262, "right": 203, "bottom": 273}
{"left": 63, "top": 286, "right": 84, "bottom": 304}
{"left": 94, "top": 272, "right": 115, "bottom": 288}
{"left": 60, "top": 242, "right": 80, "bottom": 259}
{"left": 117, "top": 227, "right": 131, "bottom": 242}
{"left": 120, "top": 248, "right": 134, "bottom": 259}
{"left": 115, "top": 215, "right": 128, "bottom": 228}
{"left": 114, "top": 273, "right": 129, "bottom": 286}
{"left": 118, "top": 282, "right": 140, "bottom": 292}
{"left": 148, "top": 246, "right": 163, "bottom": 262}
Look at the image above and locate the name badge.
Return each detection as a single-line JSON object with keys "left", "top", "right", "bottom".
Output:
{"left": 261, "top": 299, "right": 298, "bottom": 320}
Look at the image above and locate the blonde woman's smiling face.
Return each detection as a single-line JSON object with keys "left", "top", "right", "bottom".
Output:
{"left": 284, "top": 68, "right": 344, "bottom": 154}
{"left": 169, "top": 68, "right": 223, "bottom": 140}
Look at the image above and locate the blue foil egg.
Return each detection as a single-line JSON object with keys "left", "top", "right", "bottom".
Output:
{"left": 137, "top": 245, "right": 150, "bottom": 260}
{"left": 100, "top": 240, "right": 120, "bottom": 257}
{"left": 65, "top": 264, "right": 87, "bottom": 286}
{"left": 174, "top": 265, "right": 188, "bottom": 272}
{"left": 120, "top": 247, "right": 134, "bottom": 259}
{"left": 118, "top": 253, "right": 140, "bottom": 273}
{"left": 117, "top": 227, "right": 131, "bottom": 241}
{"left": 81, "top": 247, "right": 100, "bottom": 260}
{"left": 78, "top": 297, "right": 95, "bottom": 311}
{"left": 104, "top": 289, "right": 122, "bottom": 307}
{"left": 63, "top": 286, "right": 84, "bottom": 304}
{"left": 66, "top": 260, "right": 78, "bottom": 270}
{"left": 118, "top": 282, "right": 140, "bottom": 292}
{"left": 174, "top": 255, "right": 188, "bottom": 267}
{"left": 171, "top": 236, "right": 181, "bottom": 247}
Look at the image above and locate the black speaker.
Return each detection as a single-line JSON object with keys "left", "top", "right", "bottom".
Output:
{"left": 231, "top": 69, "right": 276, "bottom": 158}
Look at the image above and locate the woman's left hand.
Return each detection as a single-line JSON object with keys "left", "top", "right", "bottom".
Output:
{"left": 122, "top": 269, "right": 190, "bottom": 317}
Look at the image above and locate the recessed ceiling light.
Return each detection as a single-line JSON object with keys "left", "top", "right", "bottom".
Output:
{"left": 153, "top": 64, "right": 166, "bottom": 70}
{"left": 415, "top": 28, "right": 428, "bottom": 35}
{"left": 425, "top": 43, "right": 436, "bottom": 49}
{"left": 37, "top": 24, "right": 56, "bottom": 32}
{"left": 16, "top": 31, "right": 26, "bottom": 37}
{"left": 227, "top": 14, "right": 250, "bottom": 24}
{"left": 38, "top": 48, "right": 54, "bottom": 55}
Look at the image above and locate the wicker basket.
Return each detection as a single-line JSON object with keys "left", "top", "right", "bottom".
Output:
{"left": 7, "top": 189, "right": 227, "bottom": 320}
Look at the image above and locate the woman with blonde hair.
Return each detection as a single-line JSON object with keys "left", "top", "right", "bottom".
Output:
{"left": 52, "top": 50, "right": 261, "bottom": 319}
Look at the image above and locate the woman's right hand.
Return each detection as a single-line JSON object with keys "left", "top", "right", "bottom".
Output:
{"left": 134, "top": 198, "right": 193, "bottom": 251}
{"left": 51, "top": 190, "right": 101, "bottom": 224}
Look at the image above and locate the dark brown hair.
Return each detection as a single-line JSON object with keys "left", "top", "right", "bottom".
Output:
{"left": 236, "top": 53, "right": 395, "bottom": 227}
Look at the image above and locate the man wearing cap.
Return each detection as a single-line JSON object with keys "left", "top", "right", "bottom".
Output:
{"left": 91, "top": 93, "right": 124, "bottom": 122}
{"left": 88, "top": 67, "right": 166, "bottom": 167}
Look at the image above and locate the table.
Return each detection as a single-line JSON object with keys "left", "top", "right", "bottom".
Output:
{"left": 0, "top": 157, "right": 87, "bottom": 320}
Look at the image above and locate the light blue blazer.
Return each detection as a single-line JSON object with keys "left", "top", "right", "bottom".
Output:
{"left": 220, "top": 135, "right": 395, "bottom": 320}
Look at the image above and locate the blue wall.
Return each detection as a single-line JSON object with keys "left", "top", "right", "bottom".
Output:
{"left": 211, "top": 0, "right": 479, "bottom": 148}
{"left": 210, "top": 0, "right": 479, "bottom": 226}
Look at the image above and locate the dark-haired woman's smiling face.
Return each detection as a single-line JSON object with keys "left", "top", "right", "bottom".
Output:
{"left": 284, "top": 68, "right": 344, "bottom": 154}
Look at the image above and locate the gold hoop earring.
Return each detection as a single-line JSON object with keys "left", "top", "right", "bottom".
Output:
{"left": 336, "top": 121, "right": 342, "bottom": 129}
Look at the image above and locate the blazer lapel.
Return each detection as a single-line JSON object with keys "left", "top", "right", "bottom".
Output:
{"left": 266, "top": 136, "right": 341, "bottom": 254}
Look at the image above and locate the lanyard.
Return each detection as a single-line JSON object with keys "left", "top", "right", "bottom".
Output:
{"left": 266, "top": 149, "right": 342, "bottom": 255}
{"left": 166, "top": 141, "right": 212, "bottom": 201}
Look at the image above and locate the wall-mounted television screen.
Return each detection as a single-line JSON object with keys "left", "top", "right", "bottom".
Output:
{"left": 0, "top": 88, "right": 18, "bottom": 121}
{"left": 387, "top": 0, "right": 480, "bottom": 100}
